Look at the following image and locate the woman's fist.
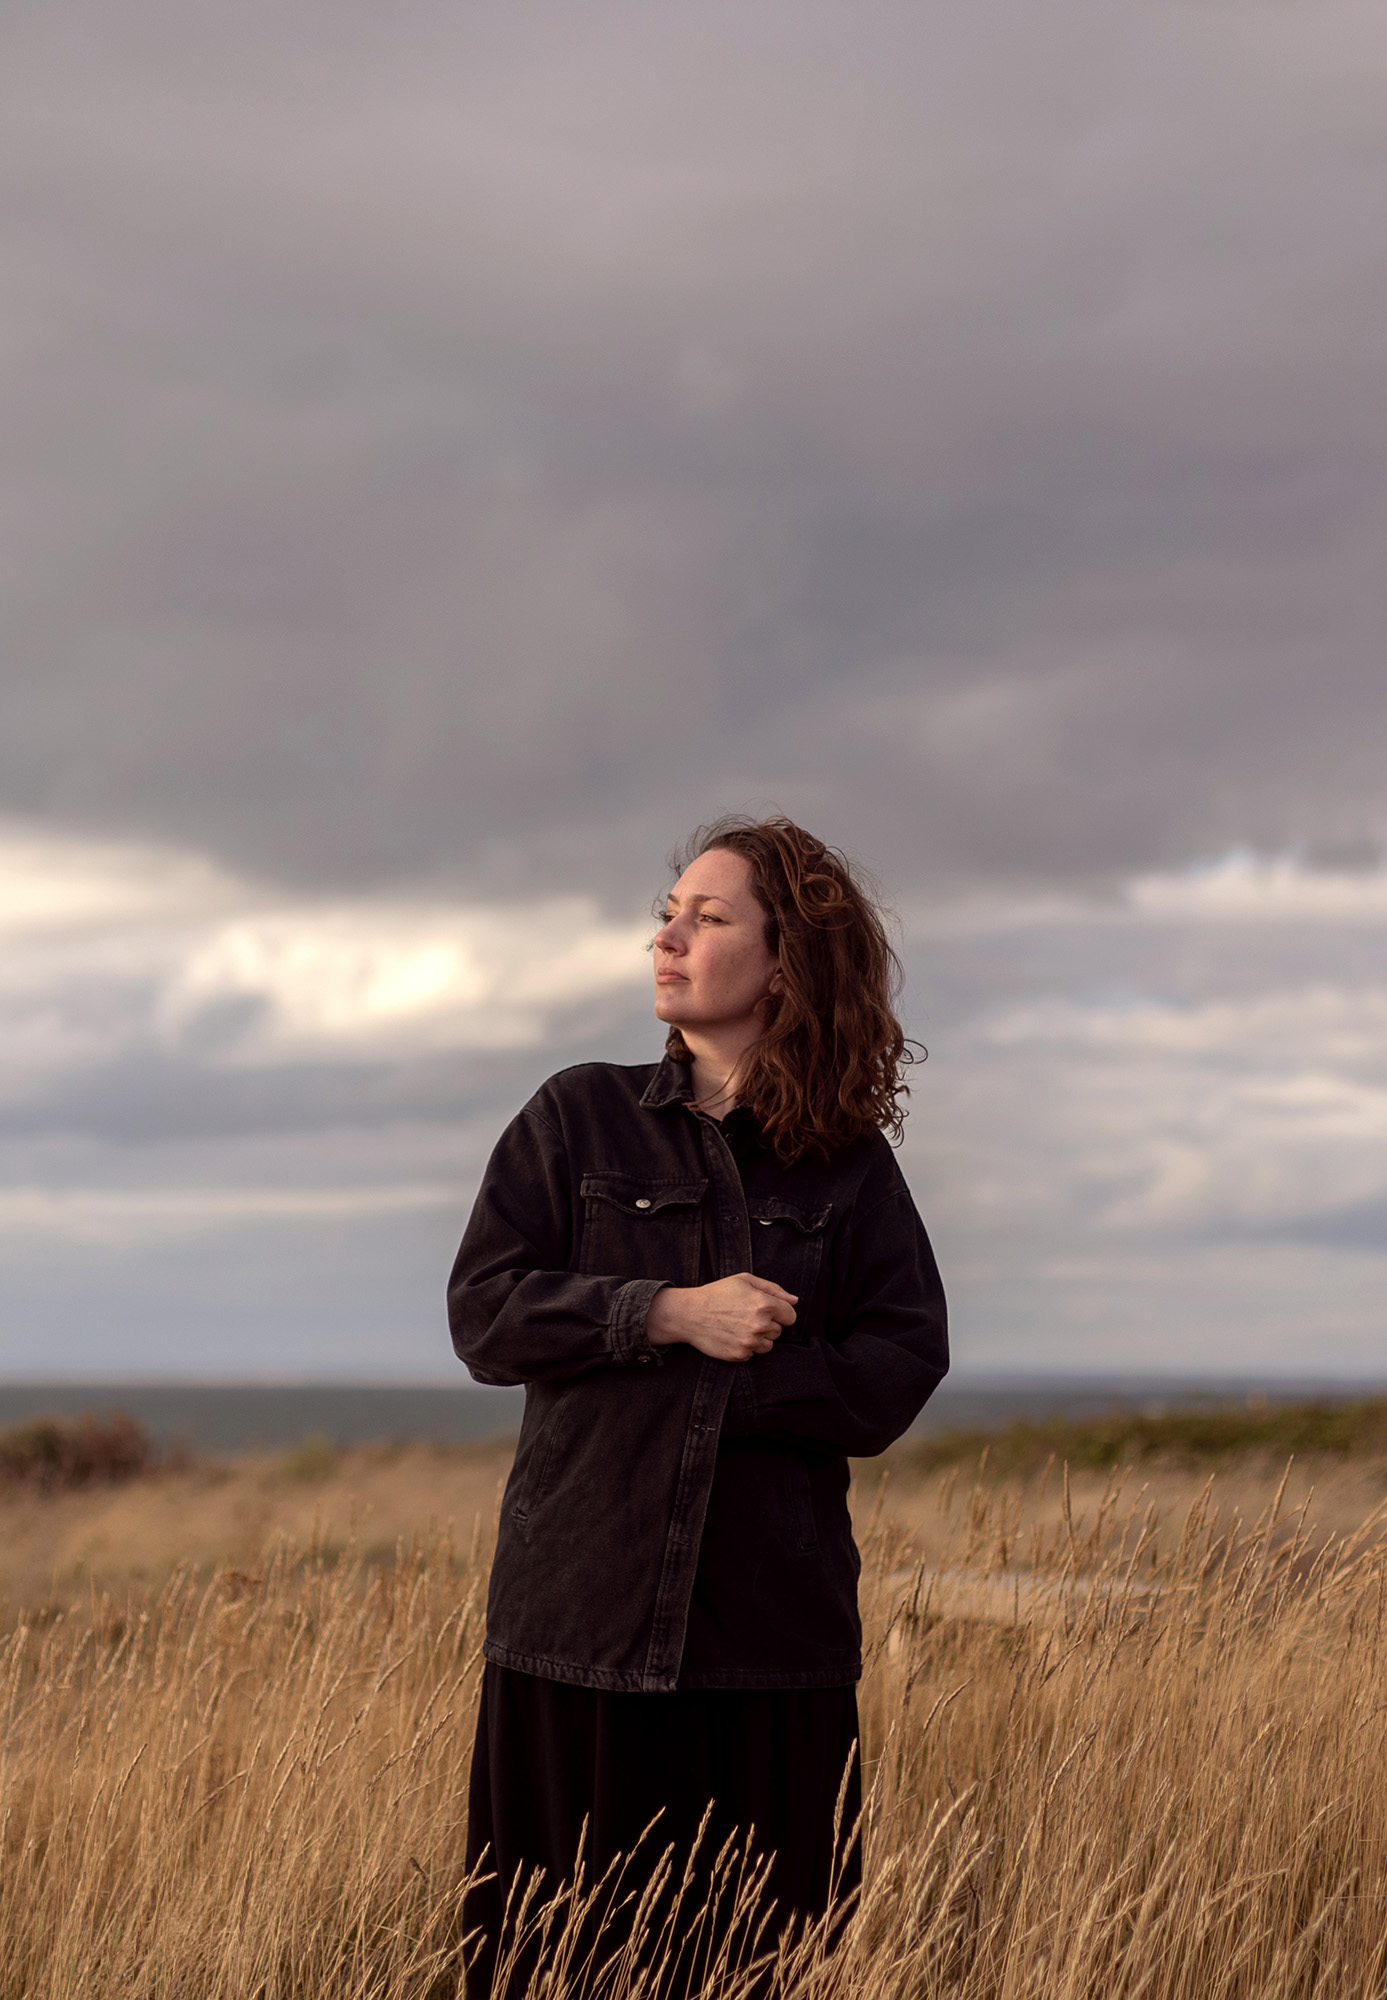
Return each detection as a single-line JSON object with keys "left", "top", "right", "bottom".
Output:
{"left": 645, "top": 1273, "right": 797, "bottom": 1363}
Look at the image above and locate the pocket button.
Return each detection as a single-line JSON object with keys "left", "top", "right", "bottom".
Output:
{"left": 635, "top": 1198, "right": 651, "bottom": 1209}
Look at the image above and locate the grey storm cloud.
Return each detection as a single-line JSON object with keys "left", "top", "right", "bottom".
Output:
{"left": 1, "top": 0, "right": 1385, "bottom": 901}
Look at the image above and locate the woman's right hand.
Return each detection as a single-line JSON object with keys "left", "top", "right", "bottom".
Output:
{"left": 645, "top": 1273, "right": 797, "bottom": 1362}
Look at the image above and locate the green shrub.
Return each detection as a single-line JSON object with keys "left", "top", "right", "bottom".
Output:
{"left": 281, "top": 1432, "right": 339, "bottom": 1482}
{"left": 904, "top": 1397, "right": 1387, "bottom": 1478}
{"left": 0, "top": 1412, "right": 155, "bottom": 1492}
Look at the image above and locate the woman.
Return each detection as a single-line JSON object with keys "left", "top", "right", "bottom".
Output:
{"left": 448, "top": 815, "right": 947, "bottom": 1994}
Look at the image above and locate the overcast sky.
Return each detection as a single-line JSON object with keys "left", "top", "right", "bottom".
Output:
{"left": 1, "top": 0, "right": 1385, "bottom": 1383}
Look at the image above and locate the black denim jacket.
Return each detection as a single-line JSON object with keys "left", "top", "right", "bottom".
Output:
{"left": 447, "top": 1056, "right": 948, "bottom": 1693}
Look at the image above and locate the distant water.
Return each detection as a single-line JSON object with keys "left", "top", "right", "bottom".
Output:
{"left": 2, "top": 1375, "right": 1383, "bottom": 1456}
{"left": 0, "top": 1381, "right": 526, "bottom": 1453}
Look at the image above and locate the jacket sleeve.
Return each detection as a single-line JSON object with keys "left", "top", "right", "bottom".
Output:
{"left": 447, "top": 1105, "right": 667, "bottom": 1387}
{"left": 722, "top": 1180, "right": 947, "bottom": 1456}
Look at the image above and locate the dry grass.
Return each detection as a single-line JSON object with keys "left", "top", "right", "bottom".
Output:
{"left": 0, "top": 1436, "right": 516, "bottom": 1617}
{"left": 3, "top": 1438, "right": 1387, "bottom": 1997}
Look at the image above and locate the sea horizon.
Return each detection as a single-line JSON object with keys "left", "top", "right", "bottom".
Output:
{"left": 4, "top": 1371, "right": 1385, "bottom": 1455}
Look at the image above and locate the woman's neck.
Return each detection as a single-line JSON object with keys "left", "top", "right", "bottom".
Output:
{"left": 681, "top": 1024, "right": 761, "bottom": 1121}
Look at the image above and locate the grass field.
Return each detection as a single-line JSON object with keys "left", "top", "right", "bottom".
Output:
{"left": 3, "top": 1411, "right": 1387, "bottom": 1997}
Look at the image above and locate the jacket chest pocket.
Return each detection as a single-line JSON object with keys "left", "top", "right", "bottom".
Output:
{"left": 747, "top": 1198, "right": 832, "bottom": 1320}
{"left": 578, "top": 1173, "right": 708, "bottom": 1285}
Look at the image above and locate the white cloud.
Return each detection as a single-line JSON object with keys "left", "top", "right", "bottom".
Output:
{"left": 0, "top": 824, "right": 241, "bottom": 935}
{"left": 904, "top": 964, "right": 1387, "bottom": 1376}
{"left": 0, "top": 823, "right": 651, "bottom": 1081}
{"left": 0, "top": 1181, "right": 452, "bottom": 1248}
{"left": 922, "top": 984, "right": 1387, "bottom": 1243}
{"left": 165, "top": 899, "right": 650, "bottom": 1057}
{"left": 920, "top": 850, "right": 1387, "bottom": 938}
{"left": 979, "top": 985, "right": 1387, "bottom": 1067}
{"left": 1125, "top": 851, "right": 1387, "bottom": 926}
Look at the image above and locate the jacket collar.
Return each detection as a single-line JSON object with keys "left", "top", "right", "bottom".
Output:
{"left": 640, "top": 1055, "right": 760, "bottom": 1144}
{"left": 640, "top": 1051, "right": 697, "bottom": 1111}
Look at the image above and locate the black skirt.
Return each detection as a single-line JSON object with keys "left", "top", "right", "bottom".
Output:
{"left": 464, "top": 1664, "right": 861, "bottom": 1998}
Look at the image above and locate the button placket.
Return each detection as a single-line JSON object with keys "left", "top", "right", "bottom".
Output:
{"left": 640, "top": 1111, "right": 753, "bottom": 1687}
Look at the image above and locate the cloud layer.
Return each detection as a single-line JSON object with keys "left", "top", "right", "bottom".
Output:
{"left": 1, "top": 0, "right": 1385, "bottom": 1376}
{"left": 0, "top": 818, "right": 1382, "bottom": 1378}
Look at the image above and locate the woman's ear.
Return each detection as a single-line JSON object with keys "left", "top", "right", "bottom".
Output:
{"left": 768, "top": 966, "right": 784, "bottom": 995}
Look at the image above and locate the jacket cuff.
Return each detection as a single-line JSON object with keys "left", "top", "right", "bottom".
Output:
{"left": 608, "top": 1279, "right": 669, "bottom": 1366}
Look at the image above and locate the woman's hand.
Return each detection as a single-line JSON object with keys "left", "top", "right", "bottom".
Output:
{"left": 645, "top": 1273, "right": 797, "bottom": 1362}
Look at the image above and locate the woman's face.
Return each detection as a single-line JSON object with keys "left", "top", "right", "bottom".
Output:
{"left": 653, "top": 848, "right": 780, "bottom": 1036}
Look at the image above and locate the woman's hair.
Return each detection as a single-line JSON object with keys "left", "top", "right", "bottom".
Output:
{"left": 664, "top": 814, "right": 914, "bottom": 1162}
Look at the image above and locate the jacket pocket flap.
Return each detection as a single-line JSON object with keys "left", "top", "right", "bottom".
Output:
{"left": 747, "top": 1198, "right": 832, "bottom": 1235}
{"left": 581, "top": 1173, "right": 708, "bottom": 1216}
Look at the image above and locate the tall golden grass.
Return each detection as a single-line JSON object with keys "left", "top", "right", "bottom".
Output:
{"left": 3, "top": 1453, "right": 1386, "bottom": 1997}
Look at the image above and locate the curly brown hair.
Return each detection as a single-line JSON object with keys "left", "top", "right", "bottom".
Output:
{"left": 664, "top": 814, "right": 914, "bottom": 1162}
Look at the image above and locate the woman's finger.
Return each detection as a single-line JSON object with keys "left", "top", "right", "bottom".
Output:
{"left": 741, "top": 1274, "right": 797, "bottom": 1302}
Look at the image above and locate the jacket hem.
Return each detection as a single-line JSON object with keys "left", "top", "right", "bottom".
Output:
{"left": 483, "top": 1639, "right": 861, "bottom": 1692}
{"left": 483, "top": 1639, "right": 680, "bottom": 1692}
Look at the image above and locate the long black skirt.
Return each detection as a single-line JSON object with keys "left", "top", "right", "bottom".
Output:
{"left": 463, "top": 1664, "right": 861, "bottom": 1998}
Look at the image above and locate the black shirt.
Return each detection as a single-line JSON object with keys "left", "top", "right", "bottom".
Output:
{"left": 680, "top": 1103, "right": 854, "bottom": 1684}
